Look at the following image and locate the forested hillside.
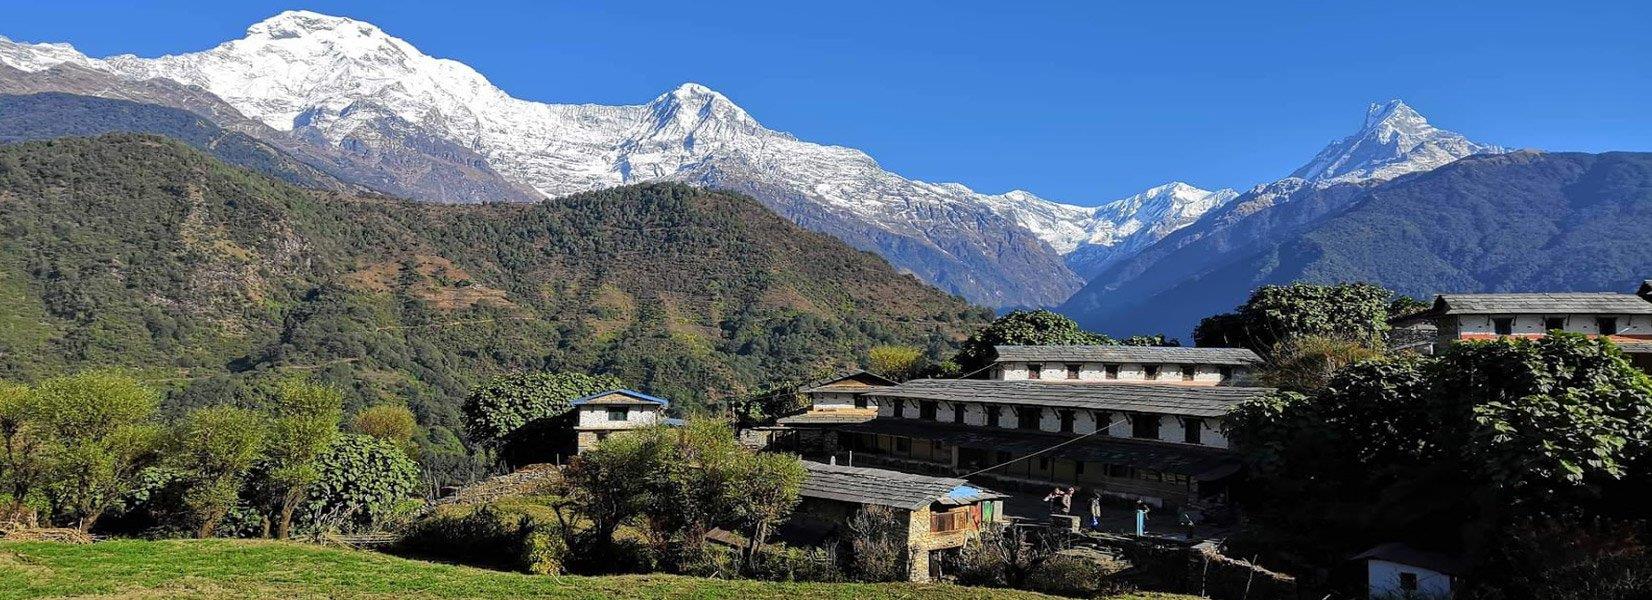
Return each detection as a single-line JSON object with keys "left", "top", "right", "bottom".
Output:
{"left": 0, "top": 134, "right": 987, "bottom": 443}
{"left": 1064, "top": 151, "right": 1652, "bottom": 336}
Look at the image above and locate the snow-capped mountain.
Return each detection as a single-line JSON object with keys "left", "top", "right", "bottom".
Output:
{"left": 0, "top": 12, "right": 1505, "bottom": 309}
{"left": 1291, "top": 99, "right": 1507, "bottom": 184}
{"left": 0, "top": 11, "right": 1242, "bottom": 307}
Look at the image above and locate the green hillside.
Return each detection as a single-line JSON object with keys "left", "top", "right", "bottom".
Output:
{"left": 0, "top": 134, "right": 986, "bottom": 440}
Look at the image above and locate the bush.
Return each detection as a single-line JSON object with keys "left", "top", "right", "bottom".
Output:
{"left": 1025, "top": 554, "right": 1113, "bottom": 597}
{"left": 401, "top": 502, "right": 565, "bottom": 574}
{"left": 748, "top": 544, "right": 843, "bottom": 583}
{"left": 843, "top": 505, "right": 908, "bottom": 582}
{"left": 302, "top": 433, "right": 420, "bottom": 532}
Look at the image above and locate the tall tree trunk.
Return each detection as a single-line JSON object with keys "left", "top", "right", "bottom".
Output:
{"left": 197, "top": 507, "right": 228, "bottom": 539}
{"left": 276, "top": 489, "right": 303, "bottom": 540}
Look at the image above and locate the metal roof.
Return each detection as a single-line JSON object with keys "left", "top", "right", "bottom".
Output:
{"left": 839, "top": 419, "right": 1240, "bottom": 479}
{"left": 800, "top": 460, "right": 1004, "bottom": 510}
{"left": 1434, "top": 293, "right": 1652, "bottom": 315}
{"left": 863, "top": 379, "right": 1272, "bottom": 418}
{"left": 995, "top": 345, "right": 1262, "bottom": 366}
{"left": 570, "top": 389, "right": 671, "bottom": 406}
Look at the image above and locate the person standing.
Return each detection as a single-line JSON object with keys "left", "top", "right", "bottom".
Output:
{"left": 1134, "top": 500, "right": 1151, "bottom": 536}
{"left": 1088, "top": 491, "right": 1103, "bottom": 530}
{"left": 1059, "top": 486, "right": 1076, "bottom": 514}
{"left": 1179, "top": 510, "right": 1197, "bottom": 540}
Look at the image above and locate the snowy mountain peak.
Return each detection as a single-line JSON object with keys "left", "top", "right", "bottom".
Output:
{"left": 1290, "top": 99, "right": 1506, "bottom": 185}
{"left": 0, "top": 35, "right": 93, "bottom": 72}
{"left": 1362, "top": 99, "right": 1425, "bottom": 131}
{"left": 644, "top": 82, "right": 762, "bottom": 131}
{"left": 245, "top": 10, "right": 382, "bottom": 40}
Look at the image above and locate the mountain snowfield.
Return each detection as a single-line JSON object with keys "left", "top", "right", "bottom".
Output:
{"left": 0, "top": 10, "right": 1505, "bottom": 307}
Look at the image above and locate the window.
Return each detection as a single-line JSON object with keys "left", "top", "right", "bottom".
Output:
{"left": 854, "top": 395, "right": 868, "bottom": 409}
{"left": 1058, "top": 410, "right": 1075, "bottom": 433}
{"left": 1037, "top": 457, "right": 1050, "bottom": 471}
{"left": 1132, "top": 414, "right": 1160, "bottom": 439}
{"left": 893, "top": 399, "right": 905, "bottom": 418}
{"left": 1094, "top": 412, "right": 1110, "bottom": 435}
{"left": 894, "top": 437, "right": 911, "bottom": 453}
{"left": 1107, "top": 464, "right": 1133, "bottom": 478}
{"left": 1399, "top": 572, "right": 1419, "bottom": 592}
{"left": 1545, "top": 316, "right": 1566, "bottom": 331}
{"left": 1218, "top": 366, "right": 1234, "bottom": 381}
{"left": 1493, "top": 317, "right": 1514, "bottom": 336}
{"left": 606, "top": 407, "right": 629, "bottom": 422}
{"left": 1599, "top": 317, "right": 1621, "bottom": 336}
{"left": 1181, "top": 366, "right": 1196, "bottom": 381}
{"left": 1065, "top": 363, "right": 1081, "bottom": 379}
{"left": 1144, "top": 365, "right": 1160, "bottom": 381}
{"left": 1104, "top": 365, "right": 1120, "bottom": 380}
{"left": 1183, "top": 418, "right": 1203, "bottom": 444}
{"left": 1075, "top": 461, "right": 1086, "bottom": 475}
{"left": 986, "top": 406, "right": 1001, "bottom": 427}
{"left": 1027, "top": 364, "right": 1042, "bottom": 380}
{"left": 919, "top": 401, "right": 937, "bottom": 421}
{"left": 953, "top": 403, "right": 966, "bottom": 424}
{"left": 931, "top": 510, "right": 970, "bottom": 533}
{"left": 1017, "top": 407, "right": 1041, "bottom": 430}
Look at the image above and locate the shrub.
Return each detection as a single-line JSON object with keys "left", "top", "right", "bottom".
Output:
{"left": 1025, "top": 554, "right": 1113, "bottom": 597}
{"left": 401, "top": 502, "right": 564, "bottom": 573}
{"left": 352, "top": 404, "right": 417, "bottom": 447}
{"left": 843, "top": 505, "right": 908, "bottom": 582}
{"left": 302, "top": 433, "right": 420, "bottom": 532}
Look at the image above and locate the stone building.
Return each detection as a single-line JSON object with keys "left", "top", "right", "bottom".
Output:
{"left": 848, "top": 378, "right": 1268, "bottom": 507}
{"left": 570, "top": 389, "right": 672, "bottom": 453}
{"left": 788, "top": 460, "right": 1006, "bottom": 582}
{"left": 1392, "top": 284, "right": 1652, "bottom": 373}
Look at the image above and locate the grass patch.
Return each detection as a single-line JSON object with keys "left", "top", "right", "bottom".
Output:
{"left": 0, "top": 539, "right": 1183, "bottom": 599}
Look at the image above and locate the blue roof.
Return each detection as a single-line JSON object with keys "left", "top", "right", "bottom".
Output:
{"left": 570, "top": 389, "right": 671, "bottom": 406}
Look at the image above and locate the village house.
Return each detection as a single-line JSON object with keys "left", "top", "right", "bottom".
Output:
{"left": 1353, "top": 543, "right": 1465, "bottom": 599}
{"left": 989, "top": 345, "right": 1261, "bottom": 386}
{"left": 745, "top": 371, "right": 893, "bottom": 449}
{"left": 1392, "top": 283, "right": 1652, "bottom": 373}
{"left": 759, "top": 346, "right": 1272, "bottom": 510}
{"left": 784, "top": 460, "right": 1006, "bottom": 582}
{"left": 570, "top": 389, "right": 673, "bottom": 453}
{"left": 846, "top": 378, "right": 1267, "bottom": 508}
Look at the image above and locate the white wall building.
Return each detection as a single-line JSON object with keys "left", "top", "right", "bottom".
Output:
{"left": 989, "top": 345, "right": 1261, "bottom": 386}
{"left": 1353, "top": 543, "right": 1464, "bottom": 599}
{"left": 571, "top": 389, "right": 672, "bottom": 453}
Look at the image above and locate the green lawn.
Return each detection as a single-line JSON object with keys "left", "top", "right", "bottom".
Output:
{"left": 0, "top": 539, "right": 1187, "bottom": 599}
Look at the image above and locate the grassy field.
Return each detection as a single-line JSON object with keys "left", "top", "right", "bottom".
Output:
{"left": 0, "top": 539, "right": 1191, "bottom": 599}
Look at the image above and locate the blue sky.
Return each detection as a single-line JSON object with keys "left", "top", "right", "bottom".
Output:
{"left": 4, "top": 0, "right": 1648, "bottom": 204}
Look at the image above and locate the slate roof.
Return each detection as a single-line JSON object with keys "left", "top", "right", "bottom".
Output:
{"left": 1352, "top": 543, "right": 1467, "bottom": 575}
{"left": 800, "top": 461, "right": 1005, "bottom": 510}
{"left": 570, "top": 389, "right": 671, "bottom": 406}
{"left": 1619, "top": 342, "right": 1652, "bottom": 354}
{"left": 1433, "top": 293, "right": 1652, "bottom": 315}
{"left": 863, "top": 379, "right": 1272, "bottom": 418}
{"left": 995, "top": 345, "right": 1261, "bottom": 366}
{"left": 840, "top": 418, "right": 1240, "bottom": 479}
{"left": 776, "top": 410, "right": 880, "bottom": 426}
{"left": 799, "top": 370, "right": 898, "bottom": 394}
